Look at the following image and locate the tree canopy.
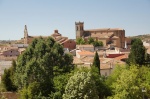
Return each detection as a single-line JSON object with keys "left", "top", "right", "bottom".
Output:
{"left": 14, "top": 37, "right": 73, "bottom": 98}
{"left": 76, "top": 37, "right": 86, "bottom": 45}
{"left": 107, "top": 65, "right": 150, "bottom": 99}
{"left": 93, "top": 40, "right": 103, "bottom": 47}
{"left": 87, "top": 37, "right": 95, "bottom": 44}
{"left": 76, "top": 37, "right": 103, "bottom": 47}
{"left": 63, "top": 71, "right": 99, "bottom": 99}
{"left": 93, "top": 51, "right": 100, "bottom": 74}
{"left": 1, "top": 60, "right": 17, "bottom": 91}
{"left": 127, "top": 38, "right": 146, "bottom": 66}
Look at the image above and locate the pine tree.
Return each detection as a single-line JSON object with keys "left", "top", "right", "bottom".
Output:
{"left": 1, "top": 60, "right": 17, "bottom": 91}
{"left": 93, "top": 51, "right": 100, "bottom": 74}
{"left": 127, "top": 38, "right": 146, "bottom": 66}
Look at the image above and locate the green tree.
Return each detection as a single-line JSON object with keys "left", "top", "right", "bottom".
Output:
{"left": 14, "top": 37, "right": 73, "bottom": 97}
{"left": 127, "top": 38, "right": 146, "bottom": 66}
{"left": 106, "top": 65, "right": 126, "bottom": 89}
{"left": 76, "top": 37, "right": 85, "bottom": 45}
{"left": 1, "top": 60, "right": 17, "bottom": 91}
{"left": 93, "top": 41, "right": 103, "bottom": 47}
{"left": 138, "top": 66, "right": 150, "bottom": 98}
{"left": 52, "top": 73, "right": 73, "bottom": 99}
{"left": 90, "top": 67, "right": 111, "bottom": 99}
{"left": 107, "top": 65, "right": 150, "bottom": 99}
{"left": 145, "top": 53, "right": 150, "bottom": 66}
{"left": 109, "top": 66, "right": 140, "bottom": 99}
{"left": 2, "top": 69, "right": 12, "bottom": 91}
{"left": 93, "top": 51, "right": 100, "bottom": 74}
{"left": 87, "top": 37, "right": 95, "bottom": 44}
{"left": 63, "top": 71, "right": 99, "bottom": 99}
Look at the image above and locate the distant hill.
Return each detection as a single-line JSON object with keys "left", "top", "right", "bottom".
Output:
{"left": 128, "top": 34, "right": 150, "bottom": 42}
{"left": 0, "top": 40, "right": 17, "bottom": 46}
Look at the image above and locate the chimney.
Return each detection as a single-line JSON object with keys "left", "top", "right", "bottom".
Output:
{"left": 54, "top": 30, "right": 58, "bottom": 33}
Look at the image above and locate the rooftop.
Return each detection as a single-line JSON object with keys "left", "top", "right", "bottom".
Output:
{"left": 85, "top": 28, "right": 124, "bottom": 31}
{"left": 76, "top": 45, "right": 94, "bottom": 48}
{"left": 78, "top": 50, "right": 94, "bottom": 55}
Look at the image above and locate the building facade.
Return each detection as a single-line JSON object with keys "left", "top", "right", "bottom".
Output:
{"left": 75, "top": 22, "right": 125, "bottom": 48}
{"left": 23, "top": 25, "right": 76, "bottom": 50}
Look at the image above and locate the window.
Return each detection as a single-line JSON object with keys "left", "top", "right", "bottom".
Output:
{"left": 76, "top": 26, "right": 78, "bottom": 31}
{"left": 81, "top": 26, "right": 83, "bottom": 30}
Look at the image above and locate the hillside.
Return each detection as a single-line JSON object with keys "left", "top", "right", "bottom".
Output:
{"left": 128, "top": 34, "right": 150, "bottom": 42}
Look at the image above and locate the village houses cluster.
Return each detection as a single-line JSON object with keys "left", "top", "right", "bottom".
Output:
{"left": 0, "top": 22, "right": 150, "bottom": 81}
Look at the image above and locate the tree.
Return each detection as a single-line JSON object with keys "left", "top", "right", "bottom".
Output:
{"left": 87, "top": 37, "right": 94, "bottom": 44}
{"left": 93, "top": 40, "right": 103, "bottom": 47}
{"left": 14, "top": 37, "right": 73, "bottom": 97}
{"left": 76, "top": 37, "right": 85, "bottom": 45}
{"left": 107, "top": 65, "right": 150, "bottom": 99}
{"left": 1, "top": 60, "right": 17, "bottom": 91}
{"left": 63, "top": 71, "right": 99, "bottom": 99}
{"left": 90, "top": 66, "right": 111, "bottom": 98}
{"left": 145, "top": 53, "right": 150, "bottom": 66}
{"left": 109, "top": 66, "right": 140, "bottom": 99}
{"left": 93, "top": 51, "right": 100, "bottom": 74}
{"left": 52, "top": 73, "right": 73, "bottom": 99}
{"left": 127, "top": 38, "right": 146, "bottom": 66}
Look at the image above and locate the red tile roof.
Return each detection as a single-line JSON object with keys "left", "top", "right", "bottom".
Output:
{"left": 106, "top": 54, "right": 124, "bottom": 58}
{"left": 115, "top": 54, "right": 128, "bottom": 60}
{"left": 78, "top": 50, "right": 94, "bottom": 55}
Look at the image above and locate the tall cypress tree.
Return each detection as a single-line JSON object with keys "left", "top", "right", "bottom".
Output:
{"left": 127, "top": 38, "right": 146, "bottom": 66}
{"left": 93, "top": 51, "right": 100, "bottom": 74}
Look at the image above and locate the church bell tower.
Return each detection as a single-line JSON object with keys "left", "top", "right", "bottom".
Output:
{"left": 24, "top": 25, "right": 28, "bottom": 44}
{"left": 75, "top": 22, "right": 84, "bottom": 39}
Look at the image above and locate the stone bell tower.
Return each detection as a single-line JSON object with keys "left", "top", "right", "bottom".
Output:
{"left": 24, "top": 25, "right": 28, "bottom": 44}
{"left": 75, "top": 22, "right": 84, "bottom": 39}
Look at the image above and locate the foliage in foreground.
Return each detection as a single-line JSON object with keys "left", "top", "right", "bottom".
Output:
{"left": 93, "top": 51, "right": 100, "bottom": 74}
{"left": 62, "top": 67, "right": 111, "bottom": 99}
{"left": 127, "top": 38, "right": 146, "bottom": 66}
{"left": 63, "top": 71, "right": 99, "bottom": 99}
{"left": 14, "top": 37, "right": 73, "bottom": 98}
{"left": 107, "top": 65, "right": 150, "bottom": 99}
{"left": 1, "top": 60, "right": 17, "bottom": 92}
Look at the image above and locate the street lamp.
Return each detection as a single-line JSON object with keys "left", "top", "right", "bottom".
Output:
{"left": 142, "top": 87, "right": 146, "bottom": 99}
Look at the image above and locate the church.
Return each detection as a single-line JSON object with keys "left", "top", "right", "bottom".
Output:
{"left": 23, "top": 25, "right": 76, "bottom": 50}
{"left": 75, "top": 22, "right": 126, "bottom": 48}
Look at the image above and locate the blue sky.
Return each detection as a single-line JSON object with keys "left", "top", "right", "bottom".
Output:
{"left": 0, "top": 0, "right": 150, "bottom": 40}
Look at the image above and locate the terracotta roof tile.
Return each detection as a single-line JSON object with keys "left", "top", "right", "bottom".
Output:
{"left": 115, "top": 54, "right": 128, "bottom": 60}
{"left": 85, "top": 28, "right": 124, "bottom": 31}
{"left": 78, "top": 50, "right": 94, "bottom": 55}
{"left": 76, "top": 45, "right": 94, "bottom": 48}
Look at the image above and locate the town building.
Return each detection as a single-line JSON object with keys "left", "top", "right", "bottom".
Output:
{"left": 0, "top": 46, "right": 19, "bottom": 60}
{"left": 75, "top": 22, "right": 126, "bottom": 48}
{"left": 76, "top": 45, "right": 94, "bottom": 52}
{"left": 23, "top": 25, "right": 76, "bottom": 50}
{"left": 51, "top": 30, "right": 76, "bottom": 50}
{"left": 73, "top": 56, "right": 125, "bottom": 76}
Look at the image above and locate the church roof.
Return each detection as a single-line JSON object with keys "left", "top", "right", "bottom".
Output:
{"left": 85, "top": 28, "right": 124, "bottom": 31}
{"left": 90, "top": 32, "right": 114, "bottom": 38}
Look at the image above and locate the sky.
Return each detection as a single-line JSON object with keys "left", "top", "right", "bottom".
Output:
{"left": 0, "top": 0, "right": 150, "bottom": 40}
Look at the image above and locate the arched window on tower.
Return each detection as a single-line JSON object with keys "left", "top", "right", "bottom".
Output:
{"left": 81, "top": 26, "right": 83, "bottom": 30}
{"left": 76, "top": 26, "right": 78, "bottom": 31}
